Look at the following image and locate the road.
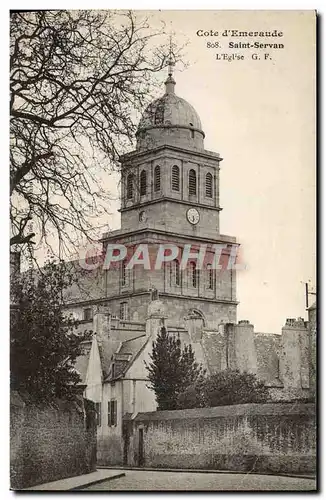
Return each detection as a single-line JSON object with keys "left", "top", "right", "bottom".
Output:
{"left": 80, "top": 469, "right": 316, "bottom": 491}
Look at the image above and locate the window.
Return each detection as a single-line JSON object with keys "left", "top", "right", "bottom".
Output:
{"left": 189, "top": 261, "right": 198, "bottom": 288}
{"left": 191, "top": 130, "right": 195, "bottom": 139}
{"left": 111, "top": 363, "right": 115, "bottom": 379}
{"left": 119, "top": 302, "right": 128, "bottom": 320}
{"left": 172, "top": 165, "right": 180, "bottom": 191}
{"left": 121, "top": 260, "right": 129, "bottom": 287}
{"left": 107, "top": 400, "right": 117, "bottom": 427}
{"left": 207, "top": 264, "right": 214, "bottom": 290}
{"left": 83, "top": 307, "right": 93, "bottom": 321}
{"left": 140, "top": 170, "right": 147, "bottom": 196}
{"left": 170, "top": 259, "right": 181, "bottom": 286}
{"left": 95, "top": 402, "right": 101, "bottom": 426}
{"left": 188, "top": 169, "right": 197, "bottom": 196}
{"left": 127, "top": 173, "right": 134, "bottom": 199}
{"left": 206, "top": 172, "right": 213, "bottom": 198}
{"left": 154, "top": 165, "right": 161, "bottom": 192}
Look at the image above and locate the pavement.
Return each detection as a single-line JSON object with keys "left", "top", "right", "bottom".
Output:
{"left": 23, "top": 469, "right": 125, "bottom": 491}
{"left": 79, "top": 469, "right": 317, "bottom": 492}
{"left": 23, "top": 467, "right": 317, "bottom": 492}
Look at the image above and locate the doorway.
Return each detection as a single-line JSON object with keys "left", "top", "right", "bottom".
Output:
{"left": 138, "top": 427, "right": 144, "bottom": 467}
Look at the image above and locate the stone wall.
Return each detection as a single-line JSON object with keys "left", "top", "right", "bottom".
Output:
{"left": 308, "top": 304, "right": 316, "bottom": 398}
{"left": 123, "top": 402, "right": 316, "bottom": 474}
{"left": 10, "top": 392, "right": 97, "bottom": 490}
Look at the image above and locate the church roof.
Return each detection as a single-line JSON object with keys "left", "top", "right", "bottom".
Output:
{"left": 138, "top": 93, "right": 202, "bottom": 132}
{"left": 137, "top": 62, "right": 203, "bottom": 135}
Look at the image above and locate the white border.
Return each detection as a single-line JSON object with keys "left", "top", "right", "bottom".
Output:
{"left": 2, "top": 3, "right": 322, "bottom": 499}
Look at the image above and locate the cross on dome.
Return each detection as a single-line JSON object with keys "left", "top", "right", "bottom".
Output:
{"left": 165, "top": 35, "right": 176, "bottom": 94}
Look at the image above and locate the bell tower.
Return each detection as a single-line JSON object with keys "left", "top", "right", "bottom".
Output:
{"left": 119, "top": 63, "right": 222, "bottom": 240}
{"left": 101, "top": 64, "right": 238, "bottom": 328}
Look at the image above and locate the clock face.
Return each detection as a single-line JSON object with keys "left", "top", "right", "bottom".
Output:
{"left": 187, "top": 208, "right": 200, "bottom": 225}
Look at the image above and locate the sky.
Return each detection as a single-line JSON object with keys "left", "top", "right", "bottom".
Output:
{"left": 104, "top": 10, "right": 316, "bottom": 332}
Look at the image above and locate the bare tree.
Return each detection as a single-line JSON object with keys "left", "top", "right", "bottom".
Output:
{"left": 10, "top": 10, "right": 173, "bottom": 256}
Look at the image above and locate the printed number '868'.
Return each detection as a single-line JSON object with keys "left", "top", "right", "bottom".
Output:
{"left": 207, "top": 42, "right": 220, "bottom": 48}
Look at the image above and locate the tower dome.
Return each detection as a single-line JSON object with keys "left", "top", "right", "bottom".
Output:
{"left": 136, "top": 71, "right": 205, "bottom": 151}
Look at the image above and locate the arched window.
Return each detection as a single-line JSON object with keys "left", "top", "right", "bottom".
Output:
{"left": 127, "top": 173, "right": 133, "bottom": 199}
{"left": 172, "top": 165, "right": 180, "bottom": 191}
{"left": 170, "top": 259, "right": 181, "bottom": 286}
{"left": 140, "top": 170, "right": 147, "bottom": 196}
{"left": 189, "top": 261, "right": 198, "bottom": 288}
{"left": 189, "top": 169, "right": 197, "bottom": 196}
{"left": 206, "top": 172, "right": 213, "bottom": 198}
{"left": 207, "top": 264, "right": 214, "bottom": 290}
{"left": 121, "top": 260, "right": 129, "bottom": 287}
{"left": 154, "top": 165, "right": 161, "bottom": 192}
{"left": 119, "top": 302, "right": 128, "bottom": 320}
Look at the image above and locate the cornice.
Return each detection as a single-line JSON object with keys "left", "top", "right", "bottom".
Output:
{"left": 63, "top": 291, "right": 239, "bottom": 310}
{"left": 119, "top": 197, "right": 222, "bottom": 213}
{"left": 100, "top": 227, "right": 238, "bottom": 245}
{"left": 120, "top": 144, "right": 223, "bottom": 164}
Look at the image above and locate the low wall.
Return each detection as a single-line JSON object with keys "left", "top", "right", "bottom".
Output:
{"left": 97, "top": 431, "right": 123, "bottom": 466}
{"left": 10, "top": 392, "right": 97, "bottom": 489}
{"left": 123, "top": 402, "right": 316, "bottom": 474}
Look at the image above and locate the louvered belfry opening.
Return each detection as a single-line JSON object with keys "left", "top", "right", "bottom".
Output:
{"left": 172, "top": 165, "right": 180, "bottom": 191}
{"left": 140, "top": 170, "right": 147, "bottom": 196}
{"left": 189, "top": 169, "right": 197, "bottom": 195}
{"left": 206, "top": 172, "right": 213, "bottom": 198}
{"left": 154, "top": 165, "right": 161, "bottom": 192}
{"left": 127, "top": 173, "right": 133, "bottom": 199}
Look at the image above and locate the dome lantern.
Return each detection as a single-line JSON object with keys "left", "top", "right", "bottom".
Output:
{"left": 164, "top": 45, "right": 176, "bottom": 95}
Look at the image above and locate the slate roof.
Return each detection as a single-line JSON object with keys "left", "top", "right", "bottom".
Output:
{"left": 105, "top": 334, "right": 148, "bottom": 381}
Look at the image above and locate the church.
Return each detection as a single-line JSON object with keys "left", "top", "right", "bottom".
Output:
{"left": 63, "top": 65, "right": 315, "bottom": 465}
